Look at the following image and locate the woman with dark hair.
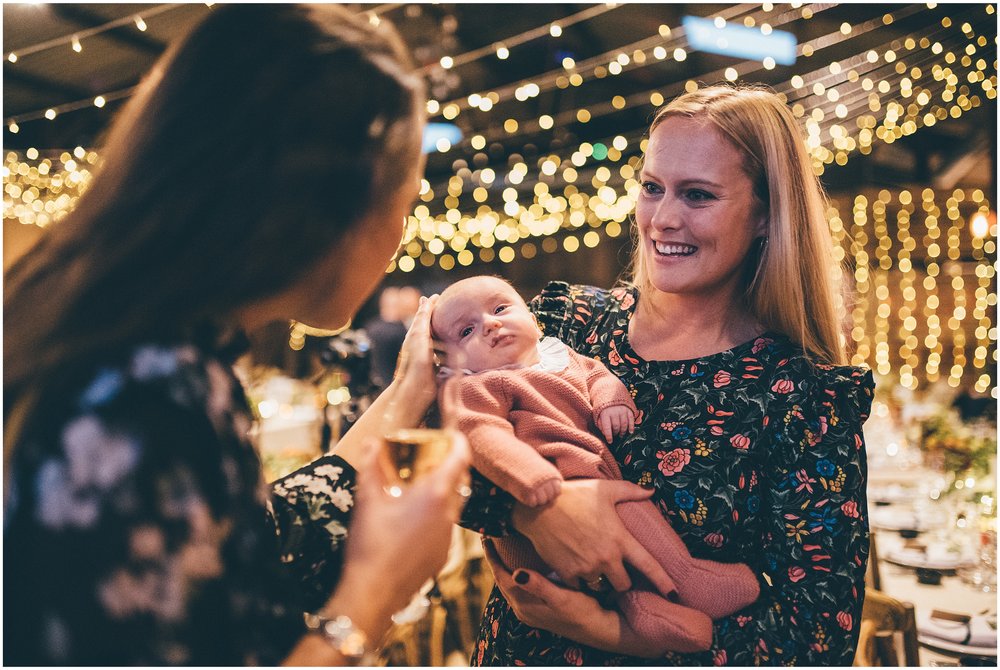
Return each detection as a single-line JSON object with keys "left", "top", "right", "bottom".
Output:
{"left": 4, "top": 4, "right": 468, "bottom": 665}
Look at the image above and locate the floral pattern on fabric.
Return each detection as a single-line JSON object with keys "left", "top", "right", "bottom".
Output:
{"left": 270, "top": 455, "right": 358, "bottom": 613}
{"left": 465, "top": 282, "right": 874, "bottom": 666}
{"left": 5, "top": 335, "right": 305, "bottom": 665}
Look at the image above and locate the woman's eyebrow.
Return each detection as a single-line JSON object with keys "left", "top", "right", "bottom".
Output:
{"left": 640, "top": 170, "right": 725, "bottom": 191}
{"left": 677, "top": 178, "right": 724, "bottom": 189}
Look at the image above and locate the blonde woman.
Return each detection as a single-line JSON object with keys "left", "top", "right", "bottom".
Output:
{"left": 461, "top": 85, "right": 874, "bottom": 665}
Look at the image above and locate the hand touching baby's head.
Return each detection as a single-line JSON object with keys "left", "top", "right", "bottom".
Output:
{"left": 431, "top": 276, "right": 542, "bottom": 373}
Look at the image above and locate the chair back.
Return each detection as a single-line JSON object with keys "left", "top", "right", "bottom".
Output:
{"left": 854, "top": 588, "right": 920, "bottom": 667}
{"left": 865, "top": 530, "right": 882, "bottom": 591}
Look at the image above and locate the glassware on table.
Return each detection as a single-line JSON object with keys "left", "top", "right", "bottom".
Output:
{"left": 959, "top": 530, "right": 998, "bottom": 593}
{"left": 379, "top": 342, "right": 465, "bottom": 624}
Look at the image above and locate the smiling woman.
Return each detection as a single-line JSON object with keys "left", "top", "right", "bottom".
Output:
{"left": 634, "top": 115, "right": 768, "bottom": 326}
{"left": 457, "top": 85, "right": 876, "bottom": 666}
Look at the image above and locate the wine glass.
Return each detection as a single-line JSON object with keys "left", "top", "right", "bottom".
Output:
{"left": 379, "top": 341, "right": 466, "bottom": 624}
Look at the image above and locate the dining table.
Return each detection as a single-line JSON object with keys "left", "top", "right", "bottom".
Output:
{"left": 869, "top": 465, "right": 997, "bottom": 667}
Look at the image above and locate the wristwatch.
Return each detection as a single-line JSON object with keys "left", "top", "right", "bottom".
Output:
{"left": 303, "top": 612, "right": 368, "bottom": 664}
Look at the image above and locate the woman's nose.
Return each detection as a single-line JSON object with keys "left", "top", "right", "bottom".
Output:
{"left": 650, "top": 198, "right": 681, "bottom": 230}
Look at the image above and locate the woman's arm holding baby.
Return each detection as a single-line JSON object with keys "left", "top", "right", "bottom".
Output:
{"left": 483, "top": 542, "right": 670, "bottom": 658}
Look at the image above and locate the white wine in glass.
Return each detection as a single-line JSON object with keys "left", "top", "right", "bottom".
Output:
{"left": 380, "top": 427, "right": 453, "bottom": 497}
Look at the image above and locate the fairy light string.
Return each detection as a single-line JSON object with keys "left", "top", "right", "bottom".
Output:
{"left": 4, "top": 4, "right": 997, "bottom": 393}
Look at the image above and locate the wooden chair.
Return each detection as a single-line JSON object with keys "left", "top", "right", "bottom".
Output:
{"left": 854, "top": 588, "right": 920, "bottom": 667}
{"left": 865, "top": 530, "right": 883, "bottom": 591}
{"left": 376, "top": 528, "right": 490, "bottom": 666}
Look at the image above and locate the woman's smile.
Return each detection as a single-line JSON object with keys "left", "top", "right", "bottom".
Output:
{"left": 652, "top": 241, "right": 699, "bottom": 259}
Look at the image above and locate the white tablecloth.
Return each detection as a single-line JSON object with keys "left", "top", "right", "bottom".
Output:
{"left": 877, "top": 530, "right": 997, "bottom": 665}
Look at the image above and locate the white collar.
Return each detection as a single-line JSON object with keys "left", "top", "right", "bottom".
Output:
{"left": 530, "top": 336, "right": 570, "bottom": 373}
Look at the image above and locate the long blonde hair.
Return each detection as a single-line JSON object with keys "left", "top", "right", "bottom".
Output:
{"left": 628, "top": 84, "right": 845, "bottom": 364}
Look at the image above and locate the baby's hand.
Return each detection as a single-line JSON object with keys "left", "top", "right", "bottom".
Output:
{"left": 525, "top": 479, "right": 562, "bottom": 507}
{"left": 597, "top": 405, "right": 636, "bottom": 443}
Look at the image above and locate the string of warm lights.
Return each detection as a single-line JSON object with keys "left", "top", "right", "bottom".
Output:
{"left": 3, "top": 3, "right": 183, "bottom": 64}
{"left": 427, "top": 3, "right": 769, "bottom": 125}
{"left": 422, "top": 3, "right": 621, "bottom": 75}
{"left": 3, "top": 2, "right": 404, "bottom": 128}
{"left": 896, "top": 196, "right": 918, "bottom": 390}
{"left": 3, "top": 138, "right": 995, "bottom": 391}
{"left": 415, "top": 1, "right": 993, "bottom": 204}
{"left": 850, "top": 195, "right": 873, "bottom": 365}
{"left": 427, "top": 2, "right": 939, "bottom": 154}
{"left": 6, "top": 86, "right": 137, "bottom": 130}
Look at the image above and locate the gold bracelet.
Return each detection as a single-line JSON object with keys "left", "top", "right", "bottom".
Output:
{"left": 303, "top": 612, "right": 368, "bottom": 664}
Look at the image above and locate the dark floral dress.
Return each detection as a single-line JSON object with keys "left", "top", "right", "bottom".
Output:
{"left": 461, "top": 282, "right": 875, "bottom": 666}
{"left": 3, "top": 327, "right": 359, "bottom": 665}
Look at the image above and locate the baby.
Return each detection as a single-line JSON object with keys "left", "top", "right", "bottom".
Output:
{"left": 431, "top": 276, "right": 759, "bottom": 653}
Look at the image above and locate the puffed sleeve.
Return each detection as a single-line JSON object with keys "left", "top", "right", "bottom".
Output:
{"left": 711, "top": 361, "right": 874, "bottom": 666}
{"left": 528, "top": 281, "right": 576, "bottom": 342}
{"left": 270, "top": 454, "right": 357, "bottom": 613}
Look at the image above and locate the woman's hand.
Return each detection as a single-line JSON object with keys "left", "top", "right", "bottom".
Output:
{"left": 322, "top": 432, "right": 471, "bottom": 640}
{"left": 511, "top": 479, "right": 674, "bottom": 597}
{"left": 387, "top": 294, "right": 440, "bottom": 424}
{"left": 485, "top": 542, "right": 667, "bottom": 658}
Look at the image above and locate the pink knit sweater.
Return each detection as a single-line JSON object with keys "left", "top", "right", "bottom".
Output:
{"left": 454, "top": 347, "right": 637, "bottom": 504}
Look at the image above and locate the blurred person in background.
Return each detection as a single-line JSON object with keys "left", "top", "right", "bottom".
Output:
{"left": 366, "top": 287, "right": 407, "bottom": 393}
{"left": 397, "top": 285, "right": 423, "bottom": 327}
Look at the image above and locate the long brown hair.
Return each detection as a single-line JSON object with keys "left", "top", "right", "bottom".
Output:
{"left": 4, "top": 5, "right": 424, "bottom": 456}
{"left": 628, "top": 84, "right": 846, "bottom": 364}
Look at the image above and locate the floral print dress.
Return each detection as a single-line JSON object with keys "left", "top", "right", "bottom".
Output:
{"left": 3, "top": 328, "right": 359, "bottom": 665}
{"left": 461, "top": 282, "right": 875, "bottom": 666}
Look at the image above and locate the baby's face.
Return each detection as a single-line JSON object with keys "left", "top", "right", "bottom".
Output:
{"left": 432, "top": 277, "right": 541, "bottom": 373}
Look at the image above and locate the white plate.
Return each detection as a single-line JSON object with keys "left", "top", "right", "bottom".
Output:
{"left": 918, "top": 635, "right": 998, "bottom": 657}
{"left": 884, "top": 548, "right": 975, "bottom": 570}
{"left": 870, "top": 507, "right": 948, "bottom": 533}
{"left": 869, "top": 484, "right": 924, "bottom": 505}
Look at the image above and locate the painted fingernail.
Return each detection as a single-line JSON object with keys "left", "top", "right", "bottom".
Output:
{"left": 514, "top": 570, "right": 530, "bottom": 585}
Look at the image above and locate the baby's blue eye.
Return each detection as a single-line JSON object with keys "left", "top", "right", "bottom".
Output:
{"left": 460, "top": 326, "right": 474, "bottom": 338}
{"left": 494, "top": 305, "right": 508, "bottom": 314}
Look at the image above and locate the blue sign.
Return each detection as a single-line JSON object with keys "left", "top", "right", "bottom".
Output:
{"left": 682, "top": 15, "right": 797, "bottom": 66}
{"left": 422, "top": 122, "right": 463, "bottom": 153}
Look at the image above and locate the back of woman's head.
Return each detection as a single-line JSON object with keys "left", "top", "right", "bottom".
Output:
{"left": 4, "top": 4, "right": 425, "bottom": 387}
{"left": 635, "top": 84, "right": 845, "bottom": 364}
